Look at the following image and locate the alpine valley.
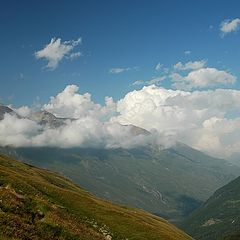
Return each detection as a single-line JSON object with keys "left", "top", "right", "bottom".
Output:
{"left": 1, "top": 105, "right": 240, "bottom": 226}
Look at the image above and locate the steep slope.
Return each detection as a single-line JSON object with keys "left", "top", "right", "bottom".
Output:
{"left": 181, "top": 175, "right": 240, "bottom": 240}
{"left": 10, "top": 143, "right": 240, "bottom": 223}
{"left": 0, "top": 153, "right": 193, "bottom": 240}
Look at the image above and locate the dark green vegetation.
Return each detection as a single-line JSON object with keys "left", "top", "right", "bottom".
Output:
{"left": 222, "top": 232, "right": 240, "bottom": 240}
{"left": 0, "top": 153, "right": 193, "bottom": 240}
{"left": 6, "top": 143, "right": 240, "bottom": 223}
{"left": 181, "top": 175, "right": 240, "bottom": 240}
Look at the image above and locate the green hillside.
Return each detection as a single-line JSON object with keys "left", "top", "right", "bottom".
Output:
{"left": 0, "top": 153, "right": 192, "bottom": 240}
{"left": 181, "top": 175, "right": 240, "bottom": 240}
{"left": 9, "top": 143, "right": 240, "bottom": 222}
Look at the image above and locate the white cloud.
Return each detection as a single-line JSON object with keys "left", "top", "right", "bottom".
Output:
{"left": 220, "top": 18, "right": 240, "bottom": 35}
{"left": 0, "top": 114, "right": 40, "bottom": 147}
{"left": 155, "top": 63, "right": 163, "bottom": 71}
{"left": 12, "top": 106, "right": 32, "bottom": 117}
{"left": 132, "top": 80, "right": 145, "bottom": 86}
{"left": 196, "top": 117, "right": 240, "bottom": 157}
{"left": 109, "top": 66, "right": 138, "bottom": 74}
{"left": 113, "top": 85, "right": 240, "bottom": 158}
{"left": 132, "top": 76, "right": 166, "bottom": 86}
{"left": 0, "top": 85, "right": 149, "bottom": 149}
{"left": 146, "top": 76, "right": 166, "bottom": 85}
{"left": 2, "top": 85, "right": 240, "bottom": 158}
{"left": 171, "top": 67, "right": 236, "bottom": 90}
{"left": 109, "top": 68, "right": 129, "bottom": 74}
{"left": 174, "top": 60, "right": 206, "bottom": 71}
{"left": 43, "top": 85, "right": 103, "bottom": 119}
{"left": 69, "top": 52, "right": 82, "bottom": 60}
{"left": 184, "top": 50, "right": 191, "bottom": 55}
{"left": 35, "top": 37, "right": 82, "bottom": 70}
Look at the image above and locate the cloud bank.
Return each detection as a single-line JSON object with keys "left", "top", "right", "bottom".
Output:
{"left": 1, "top": 85, "right": 240, "bottom": 158}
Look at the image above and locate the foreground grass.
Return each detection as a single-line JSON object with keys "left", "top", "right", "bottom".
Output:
{"left": 0, "top": 154, "right": 192, "bottom": 240}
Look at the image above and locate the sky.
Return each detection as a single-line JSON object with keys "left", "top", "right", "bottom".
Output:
{"left": 1, "top": 0, "right": 240, "bottom": 105}
{"left": 1, "top": 0, "right": 240, "bottom": 159}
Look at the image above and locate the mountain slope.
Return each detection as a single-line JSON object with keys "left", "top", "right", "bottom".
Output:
{"left": 0, "top": 153, "right": 192, "bottom": 240}
{"left": 0, "top": 105, "right": 16, "bottom": 120}
{"left": 9, "top": 143, "right": 240, "bottom": 223}
{"left": 181, "top": 175, "right": 240, "bottom": 240}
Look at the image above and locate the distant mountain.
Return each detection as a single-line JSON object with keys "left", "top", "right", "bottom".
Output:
{"left": 181, "top": 174, "right": 240, "bottom": 240}
{"left": 124, "top": 124, "right": 151, "bottom": 136}
{"left": 30, "top": 110, "right": 68, "bottom": 128}
{"left": 0, "top": 104, "right": 16, "bottom": 120}
{"left": 8, "top": 143, "right": 240, "bottom": 223}
{"left": 0, "top": 153, "right": 192, "bottom": 240}
{"left": 0, "top": 104, "right": 69, "bottom": 127}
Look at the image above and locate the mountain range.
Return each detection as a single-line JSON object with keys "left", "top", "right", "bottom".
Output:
{"left": 1, "top": 104, "right": 240, "bottom": 235}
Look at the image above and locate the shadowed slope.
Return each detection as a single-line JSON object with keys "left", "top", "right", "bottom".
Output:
{"left": 181, "top": 175, "right": 240, "bottom": 240}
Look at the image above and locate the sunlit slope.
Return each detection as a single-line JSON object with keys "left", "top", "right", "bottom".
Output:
{"left": 0, "top": 154, "right": 192, "bottom": 240}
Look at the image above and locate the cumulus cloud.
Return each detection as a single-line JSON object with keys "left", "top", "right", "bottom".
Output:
{"left": 220, "top": 18, "right": 240, "bottom": 35}
{"left": 43, "top": 85, "right": 104, "bottom": 119}
{"left": 0, "top": 114, "right": 40, "bottom": 147}
{"left": 171, "top": 67, "right": 236, "bottom": 90}
{"left": 112, "top": 85, "right": 240, "bottom": 158}
{"left": 35, "top": 37, "right": 82, "bottom": 70}
{"left": 174, "top": 60, "right": 206, "bottom": 71}
{"left": 0, "top": 85, "right": 152, "bottom": 149}
{"left": 2, "top": 85, "right": 240, "bottom": 158}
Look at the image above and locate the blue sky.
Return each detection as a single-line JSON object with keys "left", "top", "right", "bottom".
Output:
{"left": 1, "top": 0, "right": 240, "bottom": 106}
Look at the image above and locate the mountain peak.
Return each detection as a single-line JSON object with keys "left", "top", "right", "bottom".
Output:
{"left": 0, "top": 105, "right": 15, "bottom": 120}
{"left": 30, "top": 110, "right": 66, "bottom": 128}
